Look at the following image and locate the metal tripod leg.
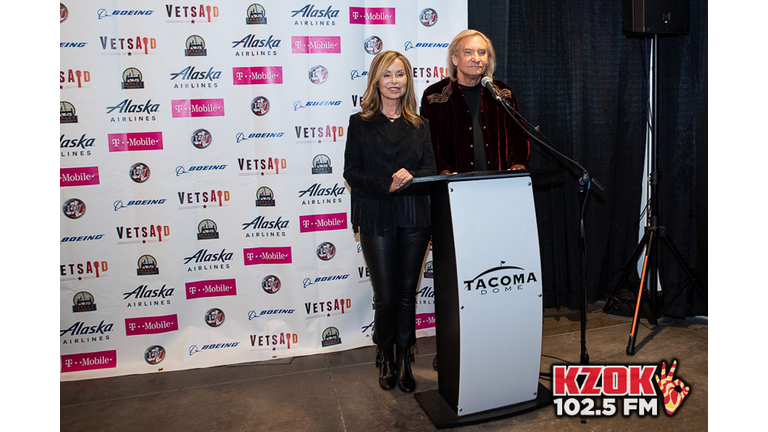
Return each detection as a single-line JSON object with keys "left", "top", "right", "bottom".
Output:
{"left": 603, "top": 228, "right": 658, "bottom": 325}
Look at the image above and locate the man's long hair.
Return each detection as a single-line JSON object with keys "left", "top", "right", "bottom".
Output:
{"left": 447, "top": 29, "right": 497, "bottom": 81}
{"left": 360, "top": 51, "right": 423, "bottom": 127}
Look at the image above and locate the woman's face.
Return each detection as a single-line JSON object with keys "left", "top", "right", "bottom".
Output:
{"left": 377, "top": 58, "right": 408, "bottom": 103}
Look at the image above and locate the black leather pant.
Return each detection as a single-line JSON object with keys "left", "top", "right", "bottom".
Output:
{"left": 360, "top": 227, "right": 431, "bottom": 350}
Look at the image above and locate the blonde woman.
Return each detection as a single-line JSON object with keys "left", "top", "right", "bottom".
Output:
{"left": 343, "top": 51, "right": 437, "bottom": 392}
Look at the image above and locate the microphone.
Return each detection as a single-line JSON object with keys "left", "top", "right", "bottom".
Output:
{"left": 481, "top": 76, "right": 503, "bottom": 102}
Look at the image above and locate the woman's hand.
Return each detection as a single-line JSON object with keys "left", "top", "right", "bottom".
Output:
{"left": 390, "top": 168, "right": 413, "bottom": 192}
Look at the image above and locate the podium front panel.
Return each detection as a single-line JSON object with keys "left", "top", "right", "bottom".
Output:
{"left": 446, "top": 175, "right": 543, "bottom": 416}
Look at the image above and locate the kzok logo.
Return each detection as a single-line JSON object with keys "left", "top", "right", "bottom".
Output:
{"left": 551, "top": 360, "right": 691, "bottom": 417}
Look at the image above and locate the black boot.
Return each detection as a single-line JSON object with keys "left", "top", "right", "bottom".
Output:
{"left": 397, "top": 346, "right": 416, "bottom": 393}
{"left": 377, "top": 348, "right": 396, "bottom": 390}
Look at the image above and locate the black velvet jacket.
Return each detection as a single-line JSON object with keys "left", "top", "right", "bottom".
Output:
{"left": 420, "top": 78, "right": 530, "bottom": 174}
{"left": 343, "top": 113, "right": 437, "bottom": 235}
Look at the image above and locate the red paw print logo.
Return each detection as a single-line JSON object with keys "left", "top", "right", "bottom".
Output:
{"left": 655, "top": 360, "right": 690, "bottom": 415}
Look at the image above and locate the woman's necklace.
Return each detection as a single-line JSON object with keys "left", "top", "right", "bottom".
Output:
{"left": 382, "top": 107, "right": 401, "bottom": 122}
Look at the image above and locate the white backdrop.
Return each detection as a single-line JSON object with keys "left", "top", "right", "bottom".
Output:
{"left": 60, "top": 1, "right": 467, "bottom": 380}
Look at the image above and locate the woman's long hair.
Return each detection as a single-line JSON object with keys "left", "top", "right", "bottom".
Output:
{"left": 360, "top": 51, "right": 423, "bottom": 127}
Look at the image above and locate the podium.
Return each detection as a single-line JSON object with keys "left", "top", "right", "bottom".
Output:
{"left": 407, "top": 170, "right": 551, "bottom": 428}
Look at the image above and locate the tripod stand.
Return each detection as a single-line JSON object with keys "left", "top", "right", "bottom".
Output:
{"left": 602, "top": 34, "right": 706, "bottom": 355}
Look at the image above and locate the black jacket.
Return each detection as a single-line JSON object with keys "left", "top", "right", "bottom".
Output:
{"left": 343, "top": 113, "right": 437, "bottom": 234}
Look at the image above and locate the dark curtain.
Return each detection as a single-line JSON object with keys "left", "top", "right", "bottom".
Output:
{"left": 468, "top": 1, "right": 708, "bottom": 317}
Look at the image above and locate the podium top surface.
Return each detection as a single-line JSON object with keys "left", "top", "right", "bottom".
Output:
{"left": 404, "top": 170, "right": 553, "bottom": 195}
{"left": 412, "top": 170, "right": 531, "bottom": 185}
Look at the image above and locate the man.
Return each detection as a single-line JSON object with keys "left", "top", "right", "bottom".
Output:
{"left": 420, "top": 29, "right": 529, "bottom": 174}
{"left": 421, "top": 31, "right": 531, "bottom": 371}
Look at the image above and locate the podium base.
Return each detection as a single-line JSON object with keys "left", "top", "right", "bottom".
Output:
{"left": 414, "top": 383, "right": 552, "bottom": 429}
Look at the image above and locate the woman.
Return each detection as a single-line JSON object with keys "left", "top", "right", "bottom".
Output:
{"left": 343, "top": 51, "right": 437, "bottom": 392}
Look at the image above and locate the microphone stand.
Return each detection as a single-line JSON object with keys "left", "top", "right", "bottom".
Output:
{"left": 489, "top": 85, "right": 604, "bottom": 367}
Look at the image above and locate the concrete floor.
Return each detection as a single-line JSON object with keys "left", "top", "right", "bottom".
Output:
{"left": 60, "top": 304, "right": 708, "bottom": 431}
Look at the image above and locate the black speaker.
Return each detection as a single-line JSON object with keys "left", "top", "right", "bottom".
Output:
{"left": 623, "top": 0, "right": 690, "bottom": 36}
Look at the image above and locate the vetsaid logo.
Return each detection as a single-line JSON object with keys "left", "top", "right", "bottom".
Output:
{"left": 116, "top": 225, "right": 170, "bottom": 243}
{"left": 250, "top": 332, "right": 298, "bottom": 350}
{"left": 291, "top": 36, "right": 341, "bottom": 53}
{"left": 233, "top": 66, "right": 283, "bottom": 85}
{"left": 349, "top": 7, "right": 395, "bottom": 24}
{"left": 237, "top": 158, "right": 287, "bottom": 176}
{"left": 165, "top": 4, "right": 219, "bottom": 22}
{"left": 244, "top": 247, "right": 292, "bottom": 265}
{"left": 60, "top": 167, "right": 99, "bottom": 187}
{"left": 185, "top": 278, "right": 237, "bottom": 299}
{"left": 172, "top": 98, "right": 225, "bottom": 117}
{"left": 60, "top": 69, "right": 91, "bottom": 89}
{"left": 294, "top": 124, "right": 344, "bottom": 142}
{"left": 305, "top": 298, "right": 352, "bottom": 319}
{"left": 299, "top": 212, "right": 347, "bottom": 233}
{"left": 108, "top": 132, "right": 163, "bottom": 152}
{"left": 125, "top": 314, "right": 179, "bottom": 336}
{"left": 60, "top": 260, "right": 109, "bottom": 280}
{"left": 99, "top": 35, "right": 157, "bottom": 54}
{"left": 177, "top": 189, "right": 231, "bottom": 208}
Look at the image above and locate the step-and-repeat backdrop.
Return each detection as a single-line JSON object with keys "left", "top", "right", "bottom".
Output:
{"left": 60, "top": 1, "right": 467, "bottom": 380}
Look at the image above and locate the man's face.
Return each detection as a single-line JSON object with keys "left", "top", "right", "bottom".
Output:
{"left": 451, "top": 35, "right": 489, "bottom": 85}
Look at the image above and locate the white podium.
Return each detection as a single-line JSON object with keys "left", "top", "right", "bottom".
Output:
{"left": 408, "top": 171, "right": 551, "bottom": 428}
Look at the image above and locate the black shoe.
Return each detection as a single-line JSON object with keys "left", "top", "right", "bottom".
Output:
{"left": 377, "top": 348, "right": 396, "bottom": 390}
{"left": 397, "top": 346, "right": 416, "bottom": 393}
{"left": 432, "top": 355, "right": 438, "bottom": 371}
